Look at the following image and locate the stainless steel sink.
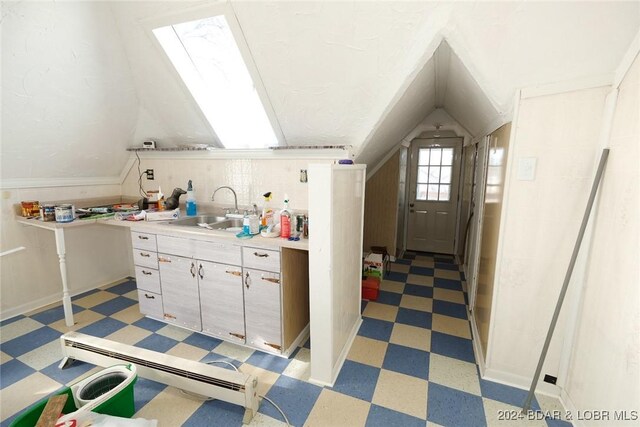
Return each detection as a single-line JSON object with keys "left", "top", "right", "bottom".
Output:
{"left": 208, "top": 218, "right": 244, "bottom": 231}
{"left": 170, "top": 214, "right": 227, "bottom": 227}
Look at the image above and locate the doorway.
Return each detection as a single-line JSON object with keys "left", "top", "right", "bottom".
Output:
{"left": 406, "top": 138, "right": 463, "bottom": 254}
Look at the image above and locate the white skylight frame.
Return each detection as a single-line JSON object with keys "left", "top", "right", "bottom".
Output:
{"left": 143, "top": 4, "right": 284, "bottom": 149}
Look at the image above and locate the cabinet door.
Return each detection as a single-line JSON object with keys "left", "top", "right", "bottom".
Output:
{"left": 198, "top": 261, "right": 245, "bottom": 343}
{"left": 158, "top": 253, "right": 202, "bottom": 331}
{"left": 244, "top": 268, "right": 282, "bottom": 353}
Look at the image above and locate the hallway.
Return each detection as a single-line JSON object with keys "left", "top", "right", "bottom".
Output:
{"left": 1, "top": 251, "right": 570, "bottom": 426}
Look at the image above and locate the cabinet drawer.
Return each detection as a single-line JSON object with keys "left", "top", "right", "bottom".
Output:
{"left": 196, "top": 240, "right": 241, "bottom": 266}
{"left": 134, "top": 266, "right": 160, "bottom": 294}
{"left": 242, "top": 247, "right": 280, "bottom": 272}
{"left": 131, "top": 232, "right": 157, "bottom": 251}
{"left": 157, "top": 235, "right": 195, "bottom": 257}
{"left": 137, "top": 290, "right": 163, "bottom": 319}
{"left": 133, "top": 249, "right": 158, "bottom": 269}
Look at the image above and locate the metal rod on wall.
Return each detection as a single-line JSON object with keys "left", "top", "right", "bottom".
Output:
{"left": 522, "top": 148, "right": 610, "bottom": 413}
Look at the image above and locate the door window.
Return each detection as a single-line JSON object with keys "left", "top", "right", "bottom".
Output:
{"left": 416, "top": 148, "right": 454, "bottom": 201}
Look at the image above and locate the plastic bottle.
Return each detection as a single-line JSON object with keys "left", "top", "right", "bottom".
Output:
{"left": 280, "top": 195, "right": 291, "bottom": 238}
{"left": 186, "top": 180, "right": 197, "bottom": 216}
{"left": 261, "top": 192, "right": 274, "bottom": 227}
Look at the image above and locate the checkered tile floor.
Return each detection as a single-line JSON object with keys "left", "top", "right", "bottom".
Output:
{"left": 0, "top": 251, "right": 571, "bottom": 426}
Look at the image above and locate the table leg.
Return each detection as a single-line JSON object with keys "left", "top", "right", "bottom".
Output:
{"left": 54, "top": 228, "right": 74, "bottom": 327}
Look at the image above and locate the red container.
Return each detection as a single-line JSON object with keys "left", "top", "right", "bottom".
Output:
{"left": 362, "top": 276, "right": 380, "bottom": 301}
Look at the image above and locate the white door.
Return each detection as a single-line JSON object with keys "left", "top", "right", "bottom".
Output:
{"left": 467, "top": 136, "right": 490, "bottom": 311}
{"left": 407, "top": 138, "right": 462, "bottom": 254}
{"left": 158, "top": 253, "right": 202, "bottom": 331}
{"left": 243, "top": 268, "right": 282, "bottom": 354}
{"left": 198, "top": 261, "right": 246, "bottom": 343}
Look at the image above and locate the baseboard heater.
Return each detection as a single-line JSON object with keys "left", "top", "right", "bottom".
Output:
{"left": 59, "top": 332, "right": 259, "bottom": 423}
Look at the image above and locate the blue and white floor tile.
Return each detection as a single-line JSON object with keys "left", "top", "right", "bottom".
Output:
{"left": 1, "top": 254, "right": 572, "bottom": 426}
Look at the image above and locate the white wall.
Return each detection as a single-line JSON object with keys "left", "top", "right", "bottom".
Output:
{"left": 485, "top": 86, "right": 610, "bottom": 388}
{"left": 563, "top": 55, "right": 639, "bottom": 424}
{"left": 1, "top": 1, "right": 138, "bottom": 181}
{"left": 0, "top": 185, "right": 133, "bottom": 320}
{"left": 120, "top": 156, "right": 334, "bottom": 212}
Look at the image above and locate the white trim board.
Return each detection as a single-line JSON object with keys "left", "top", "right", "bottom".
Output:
{"left": 1, "top": 176, "right": 122, "bottom": 190}
{"left": 613, "top": 27, "right": 640, "bottom": 89}
{"left": 520, "top": 74, "right": 612, "bottom": 100}
{"left": 469, "top": 311, "right": 486, "bottom": 377}
{"left": 129, "top": 148, "right": 348, "bottom": 161}
{"left": 483, "top": 367, "right": 562, "bottom": 398}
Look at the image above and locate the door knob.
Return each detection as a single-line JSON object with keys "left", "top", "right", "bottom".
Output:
{"left": 409, "top": 203, "right": 414, "bottom": 207}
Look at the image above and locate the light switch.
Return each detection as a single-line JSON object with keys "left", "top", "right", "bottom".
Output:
{"left": 517, "top": 157, "right": 537, "bottom": 181}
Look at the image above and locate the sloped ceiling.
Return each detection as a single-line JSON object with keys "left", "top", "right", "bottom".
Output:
{"left": 2, "top": 1, "right": 638, "bottom": 181}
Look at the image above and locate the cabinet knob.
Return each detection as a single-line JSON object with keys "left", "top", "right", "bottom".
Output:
{"left": 144, "top": 293, "right": 155, "bottom": 299}
{"left": 253, "top": 252, "right": 269, "bottom": 258}
{"left": 158, "top": 257, "right": 171, "bottom": 263}
{"left": 138, "top": 235, "right": 149, "bottom": 240}
{"left": 190, "top": 262, "right": 196, "bottom": 278}
{"left": 244, "top": 272, "right": 251, "bottom": 289}
{"left": 262, "top": 276, "right": 280, "bottom": 284}
{"left": 142, "top": 270, "right": 152, "bottom": 276}
{"left": 198, "top": 264, "right": 204, "bottom": 279}
{"left": 139, "top": 252, "right": 150, "bottom": 257}
{"left": 226, "top": 270, "right": 242, "bottom": 277}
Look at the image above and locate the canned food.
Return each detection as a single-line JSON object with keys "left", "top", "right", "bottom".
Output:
{"left": 41, "top": 204, "right": 56, "bottom": 222}
{"left": 296, "top": 215, "right": 304, "bottom": 233}
{"left": 55, "top": 204, "right": 75, "bottom": 223}
{"left": 21, "top": 201, "right": 40, "bottom": 217}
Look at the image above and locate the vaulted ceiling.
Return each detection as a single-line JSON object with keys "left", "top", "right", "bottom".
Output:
{"left": 2, "top": 1, "right": 638, "bottom": 180}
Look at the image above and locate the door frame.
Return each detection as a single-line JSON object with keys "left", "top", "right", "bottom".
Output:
{"left": 403, "top": 137, "right": 464, "bottom": 255}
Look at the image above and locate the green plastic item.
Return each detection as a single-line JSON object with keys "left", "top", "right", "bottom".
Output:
{"left": 10, "top": 366, "right": 137, "bottom": 427}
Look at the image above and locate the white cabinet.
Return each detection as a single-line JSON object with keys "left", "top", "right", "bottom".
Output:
{"left": 244, "top": 267, "right": 282, "bottom": 353}
{"left": 199, "top": 261, "right": 245, "bottom": 343}
{"left": 157, "top": 253, "right": 202, "bottom": 331}
{"left": 131, "top": 231, "right": 162, "bottom": 320}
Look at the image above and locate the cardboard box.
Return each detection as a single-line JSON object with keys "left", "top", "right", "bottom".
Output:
{"left": 363, "top": 252, "right": 384, "bottom": 278}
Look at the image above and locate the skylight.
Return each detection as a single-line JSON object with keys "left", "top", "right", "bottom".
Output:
{"left": 153, "top": 15, "right": 278, "bottom": 149}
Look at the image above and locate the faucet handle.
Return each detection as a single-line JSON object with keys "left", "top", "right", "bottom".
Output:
{"left": 224, "top": 207, "right": 231, "bottom": 215}
{"left": 243, "top": 209, "right": 249, "bottom": 216}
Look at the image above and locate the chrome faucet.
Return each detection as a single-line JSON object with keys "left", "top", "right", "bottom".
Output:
{"left": 211, "top": 186, "right": 238, "bottom": 214}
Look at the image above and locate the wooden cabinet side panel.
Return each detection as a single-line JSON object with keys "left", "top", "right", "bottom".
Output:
{"left": 282, "top": 248, "right": 310, "bottom": 349}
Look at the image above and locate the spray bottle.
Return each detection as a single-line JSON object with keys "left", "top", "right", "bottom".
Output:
{"left": 261, "top": 192, "right": 274, "bottom": 227}
{"left": 280, "top": 195, "right": 291, "bottom": 238}
{"left": 186, "top": 180, "right": 197, "bottom": 216}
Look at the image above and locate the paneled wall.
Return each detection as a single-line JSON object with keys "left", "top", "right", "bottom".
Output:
{"left": 363, "top": 151, "right": 400, "bottom": 254}
{"left": 473, "top": 123, "right": 511, "bottom": 359}
{"left": 564, "top": 55, "right": 639, "bottom": 419}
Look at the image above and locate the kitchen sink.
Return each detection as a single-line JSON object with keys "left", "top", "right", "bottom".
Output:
{"left": 169, "top": 214, "right": 244, "bottom": 232}
{"left": 169, "top": 214, "right": 227, "bottom": 227}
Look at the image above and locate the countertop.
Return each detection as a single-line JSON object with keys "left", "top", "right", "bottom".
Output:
{"left": 17, "top": 215, "right": 309, "bottom": 251}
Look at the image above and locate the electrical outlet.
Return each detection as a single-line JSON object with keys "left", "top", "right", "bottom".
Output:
{"left": 146, "top": 169, "right": 154, "bottom": 180}
{"left": 543, "top": 374, "right": 557, "bottom": 385}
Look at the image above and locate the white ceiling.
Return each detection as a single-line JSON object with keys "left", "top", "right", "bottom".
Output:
{"left": 2, "top": 1, "right": 638, "bottom": 180}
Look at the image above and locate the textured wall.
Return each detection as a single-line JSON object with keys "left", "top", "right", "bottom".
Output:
{"left": 486, "top": 86, "right": 609, "bottom": 384}
{"left": 1, "top": 1, "right": 138, "bottom": 179}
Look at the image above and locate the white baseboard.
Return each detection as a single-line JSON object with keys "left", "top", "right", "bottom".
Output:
{"left": 483, "top": 367, "right": 561, "bottom": 398}
{"left": 0, "top": 276, "right": 130, "bottom": 322}
{"left": 560, "top": 388, "right": 580, "bottom": 427}
{"left": 310, "top": 317, "right": 362, "bottom": 387}
{"left": 469, "top": 312, "right": 486, "bottom": 376}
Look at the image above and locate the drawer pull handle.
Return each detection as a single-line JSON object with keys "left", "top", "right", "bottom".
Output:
{"left": 138, "top": 235, "right": 149, "bottom": 240}
{"left": 139, "top": 252, "right": 150, "bottom": 257}
{"left": 264, "top": 342, "right": 281, "bottom": 351}
{"left": 245, "top": 272, "right": 251, "bottom": 289}
{"left": 229, "top": 332, "right": 245, "bottom": 340}
{"left": 190, "top": 262, "right": 196, "bottom": 278}
{"left": 142, "top": 270, "right": 153, "bottom": 276}
{"left": 164, "top": 313, "right": 176, "bottom": 320}
{"left": 226, "top": 270, "right": 242, "bottom": 277}
{"left": 253, "top": 252, "right": 269, "bottom": 258}
{"left": 144, "top": 293, "right": 155, "bottom": 299}
{"left": 198, "top": 264, "right": 204, "bottom": 279}
{"left": 262, "top": 276, "right": 280, "bottom": 284}
{"left": 158, "top": 257, "right": 171, "bottom": 263}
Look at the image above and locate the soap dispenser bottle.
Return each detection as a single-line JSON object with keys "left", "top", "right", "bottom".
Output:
{"left": 280, "top": 195, "right": 291, "bottom": 238}
{"left": 186, "top": 180, "right": 197, "bottom": 216}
